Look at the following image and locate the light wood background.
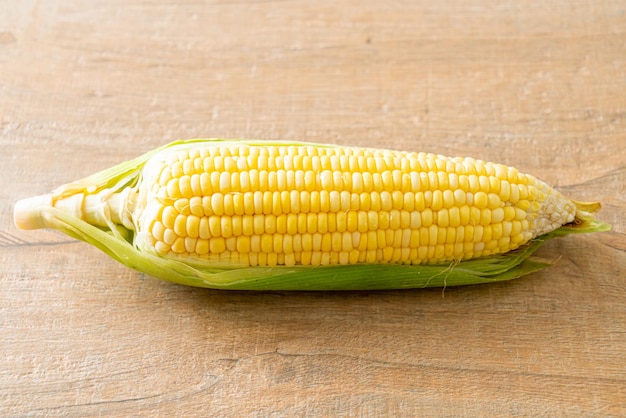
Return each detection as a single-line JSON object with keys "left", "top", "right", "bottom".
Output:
{"left": 2, "top": 1, "right": 625, "bottom": 416}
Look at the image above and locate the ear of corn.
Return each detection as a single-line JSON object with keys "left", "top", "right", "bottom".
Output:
{"left": 14, "top": 139, "right": 610, "bottom": 290}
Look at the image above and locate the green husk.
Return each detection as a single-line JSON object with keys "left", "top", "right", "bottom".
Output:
{"left": 22, "top": 139, "right": 610, "bottom": 290}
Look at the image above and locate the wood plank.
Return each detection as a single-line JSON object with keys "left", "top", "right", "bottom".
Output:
{"left": 2, "top": 0, "right": 625, "bottom": 416}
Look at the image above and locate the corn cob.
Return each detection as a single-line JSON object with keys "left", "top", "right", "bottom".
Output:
{"left": 13, "top": 139, "right": 610, "bottom": 290}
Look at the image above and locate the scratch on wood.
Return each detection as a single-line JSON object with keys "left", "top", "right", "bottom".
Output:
{"left": 0, "top": 230, "right": 75, "bottom": 247}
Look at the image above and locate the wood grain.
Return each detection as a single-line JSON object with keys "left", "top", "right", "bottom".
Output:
{"left": 1, "top": 0, "right": 625, "bottom": 416}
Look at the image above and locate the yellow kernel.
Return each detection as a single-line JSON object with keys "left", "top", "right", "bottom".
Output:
{"left": 502, "top": 221, "right": 512, "bottom": 237}
{"left": 347, "top": 211, "right": 358, "bottom": 232}
{"left": 510, "top": 185, "right": 520, "bottom": 203}
{"left": 480, "top": 208, "right": 492, "bottom": 225}
{"left": 186, "top": 215, "right": 200, "bottom": 238}
{"left": 503, "top": 206, "right": 516, "bottom": 221}
{"left": 174, "top": 214, "right": 187, "bottom": 237}
{"left": 441, "top": 190, "right": 454, "bottom": 209}
{"left": 284, "top": 253, "right": 296, "bottom": 267}
{"left": 299, "top": 191, "right": 311, "bottom": 213}
{"left": 264, "top": 215, "right": 276, "bottom": 234}
{"left": 421, "top": 209, "right": 433, "bottom": 227}
{"left": 464, "top": 225, "right": 474, "bottom": 242}
{"left": 319, "top": 190, "right": 330, "bottom": 213}
{"left": 195, "top": 239, "right": 209, "bottom": 255}
{"left": 447, "top": 207, "right": 460, "bottom": 227}
{"left": 459, "top": 206, "right": 470, "bottom": 225}
{"left": 236, "top": 236, "right": 250, "bottom": 253}
{"left": 438, "top": 210, "right": 449, "bottom": 227}
{"left": 479, "top": 175, "right": 490, "bottom": 192}
{"left": 267, "top": 253, "right": 278, "bottom": 267}
{"left": 171, "top": 237, "right": 186, "bottom": 253}
{"left": 249, "top": 235, "right": 261, "bottom": 253}
{"left": 321, "top": 233, "right": 332, "bottom": 252}
{"left": 211, "top": 193, "right": 224, "bottom": 216}
{"left": 474, "top": 191, "right": 488, "bottom": 209}
{"left": 507, "top": 167, "right": 519, "bottom": 183}
{"left": 486, "top": 239, "right": 498, "bottom": 251}
{"left": 251, "top": 215, "right": 263, "bottom": 235}
{"left": 162, "top": 206, "right": 177, "bottom": 229}
{"left": 297, "top": 213, "right": 307, "bottom": 234}
{"left": 261, "top": 234, "right": 273, "bottom": 253}
{"left": 286, "top": 214, "right": 298, "bottom": 235}
{"left": 180, "top": 175, "right": 193, "bottom": 198}
{"left": 458, "top": 175, "right": 469, "bottom": 190}
{"left": 307, "top": 213, "right": 318, "bottom": 233}
{"left": 517, "top": 199, "right": 531, "bottom": 211}
{"left": 414, "top": 193, "right": 425, "bottom": 210}
{"left": 273, "top": 234, "right": 283, "bottom": 253}
{"left": 489, "top": 176, "right": 500, "bottom": 193}
{"left": 470, "top": 207, "right": 482, "bottom": 224}
{"left": 329, "top": 191, "right": 341, "bottom": 212}
{"left": 356, "top": 211, "right": 367, "bottom": 233}
{"left": 389, "top": 210, "right": 400, "bottom": 229}
{"left": 403, "top": 192, "right": 415, "bottom": 211}
{"left": 275, "top": 214, "right": 287, "bottom": 234}
{"left": 238, "top": 215, "right": 252, "bottom": 236}
{"left": 428, "top": 225, "right": 439, "bottom": 246}
{"left": 365, "top": 231, "right": 377, "bottom": 251}
{"left": 263, "top": 191, "right": 273, "bottom": 215}
{"left": 342, "top": 232, "right": 353, "bottom": 251}
{"left": 483, "top": 225, "right": 492, "bottom": 242}
{"left": 300, "top": 251, "right": 312, "bottom": 265}
{"left": 431, "top": 190, "right": 443, "bottom": 211}
{"left": 189, "top": 196, "right": 204, "bottom": 217}
{"left": 290, "top": 234, "right": 301, "bottom": 253}
{"left": 197, "top": 217, "right": 210, "bottom": 239}
{"left": 359, "top": 192, "right": 371, "bottom": 211}
{"left": 339, "top": 191, "right": 352, "bottom": 211}
{"left": 492, "top": 223, "right": 503, "bottom": 240}
{"left": 437, "top": 171, "right": 449, "bottom": 189}
{"left": 488, "top": 193, "right": 501, "bottom": 209}
{"left": 318, "top": 213, "right": 328, "bottom": 233}
{"left": 357, "top": 232, "right": 368, "bottom": 251}
{"left": 151, "top": 221, "right": 165, "bottom": 242}
{"left": 428, "top": 172, "right": 438, "bottom": 190}
{"left": 209, "top": 216, "right": 221, "bottom": 236}
{"left": 400, "top": 211, "right": 411, "bottom": 229}
{"left": 199, "top": 196, "right": 211, "bottom": 216}
{"left": 468, "top": 175, "right": 479, "bottom": 192}
{"left": 173, "top": 198, "right": 190, "bottom": 215}
{"left": 380, "top": 191, "right": 392, "bottom": 211}
{"left": 498, "top": 236, "right": 511, "bottom": 250}
{"left": 301, "top": 233, "right": 313, "bottom": 251}
{"left": 491, "top": 208, "right": 505, "bottom": 223}
{"left": 511, "top": 233, "right": 526, "bottom": 244}
{"left": 283, "top": 234, "right": 293, "bottom": 254}
{"left": 221, "top": 217, "right": 233, "bottom": 238}
{"left": 366, "top": 211, "right": 378, "bottom": 230}
{"left": 392, "top": 190, "right": 403, "bottom": 210}
{"left": 304, "top": 170, "right": 317, "bottom": 192}
{"left": 219, "top": 171, "right": 231, "bottom": 193}
{"left": 184, "top": 237, "right": 197, "bottom": 253}
{"left": 473, "top": 225, "right": 484, "bottom": 242}
{"left": 409, "top": 230, "right": 420, "bottom": 248}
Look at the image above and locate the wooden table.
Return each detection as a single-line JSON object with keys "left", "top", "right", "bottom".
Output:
{"left": 2, "top": 1, "right": 625, "bottom": 416}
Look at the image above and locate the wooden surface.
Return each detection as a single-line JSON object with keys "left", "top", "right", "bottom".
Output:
{"left": 2, "top": 1, "right": 625, "bottom": 416}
